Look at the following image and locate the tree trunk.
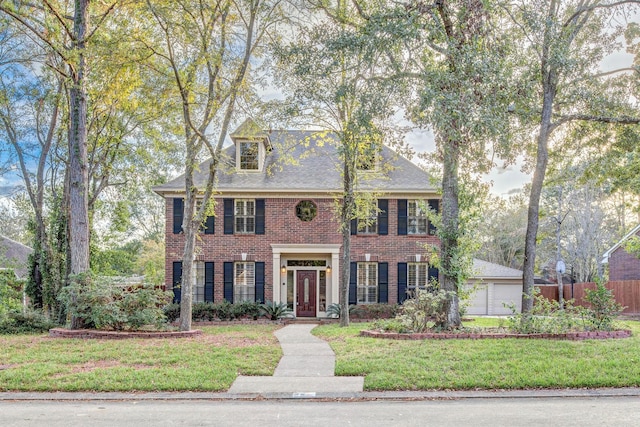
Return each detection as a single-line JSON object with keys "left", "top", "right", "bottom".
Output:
{"left": 440, "top": 134, "right": 461, "bottom": 329}
{"left": 522, "top": 53, "right": 557, "bottom": 312}
{"left": 179, "top": 170, "right": 197, "bottom": 331}
{"left": 68, "top": 0, "right": 90, "bottom": 330}
{"left": 340, "top": 160, "right": 353, "bottom": 327}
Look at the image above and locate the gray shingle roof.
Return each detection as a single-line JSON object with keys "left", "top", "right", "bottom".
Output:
{"left": 0, "top": 235, "right": 33, "bottom": 278}
{"left": 472, "top": 259, "right": 523, "bottom": 279}
{"left": 153, "top": 130, "right": 437, "bottom": 196}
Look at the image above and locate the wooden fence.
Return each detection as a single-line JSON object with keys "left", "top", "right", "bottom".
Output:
{"left": 536, "top": 280, "right": 640, "bottom": 314}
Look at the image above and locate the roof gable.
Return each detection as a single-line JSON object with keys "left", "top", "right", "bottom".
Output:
{"left": 472, "top": 259, "right": 523, "bottom": 279}
{"left": 153, "top": 129, "right": 437, "bottom": 196}
{"left": 0, "top": 236, "right": 33, "bottom": 278}
{"left": 601, "top": 224, "right": 640, "bottom": 264}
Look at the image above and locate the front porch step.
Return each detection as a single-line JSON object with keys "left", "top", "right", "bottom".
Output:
{"left": 283, "top": 318, "right": 337, "bottom": 324}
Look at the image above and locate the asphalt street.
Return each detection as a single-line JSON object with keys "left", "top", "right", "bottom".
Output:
{"left": 2, "top": 396, "right": 640, "bottom": 427}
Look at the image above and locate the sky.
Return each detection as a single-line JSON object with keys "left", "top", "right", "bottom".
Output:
{"left": 0, "top": 9, "right": 637, "bottom": 202}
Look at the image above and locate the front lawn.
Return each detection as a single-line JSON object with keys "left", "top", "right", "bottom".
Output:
{"left": 0, "top": 325, "right": 281, "bottom": 392}
{"left": 313, "top": 318, "right": 640, "bottom": 391}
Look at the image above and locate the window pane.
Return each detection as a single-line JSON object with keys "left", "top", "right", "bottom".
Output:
{"left": 235, "top": 199, "right": 256, "bottom": 233}
{"left": 234, "top": 262, "right": 255, "bottom": 302}
{"left": 240, "top": 142, "right": 259, "bottom": 170}
{"left": 357, "top": 262, "right": 377, "bottom": 304}
{"left": 193, "top": 261, "right": 205, "bottom": 303}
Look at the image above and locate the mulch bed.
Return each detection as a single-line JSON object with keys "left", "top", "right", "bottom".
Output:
{"left": 360, "top": 329, "right": 633, "bottom": 341}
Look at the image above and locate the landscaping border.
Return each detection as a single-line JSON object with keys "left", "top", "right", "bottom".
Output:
{"left": 49, "top": 328, "right": 202, "bottom": 340}
{"left": 360, "top": 329, "right": 632, "bottom": 340}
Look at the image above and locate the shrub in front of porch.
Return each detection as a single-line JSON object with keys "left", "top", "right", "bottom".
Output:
{"left": 164, "top": 301, "right": 265, "bottom": 322}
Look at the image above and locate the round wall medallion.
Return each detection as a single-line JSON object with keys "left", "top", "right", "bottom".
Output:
{"left": 296, "top": 200, "right": 317, "bottom": 222}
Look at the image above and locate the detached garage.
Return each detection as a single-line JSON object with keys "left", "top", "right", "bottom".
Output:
{"left": 464, "top": 259, "right": 523, "bottom": 315}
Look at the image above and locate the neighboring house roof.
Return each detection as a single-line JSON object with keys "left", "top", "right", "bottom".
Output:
{"left": 153, "top": 129, "right": 437, "bottom": 196}
{"left": 0, "top": 235, "right": 33, "bottom": 278}
{"left": 601, "top": 223, "right": 640, "bottom": 264}
{"left": 472, "top": 259, "right": 523, "bottom": 280}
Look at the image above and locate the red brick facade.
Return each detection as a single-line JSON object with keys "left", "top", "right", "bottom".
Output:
{"left": 165, "top": 196, "right": 440, "bottom": 304}
{"left": 608, "top": 230, "right": 640, "bottom": 281}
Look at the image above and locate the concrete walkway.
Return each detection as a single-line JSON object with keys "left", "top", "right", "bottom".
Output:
{"left": 228, "top": 324, "right": 364, "bottom": 395}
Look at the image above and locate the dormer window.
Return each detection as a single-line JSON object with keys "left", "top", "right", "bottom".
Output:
{"left": 239, "top": 141, "right": 259, "bottom": 170}
{"left": 231, "top": 119, "right": 271, "bottom": 172}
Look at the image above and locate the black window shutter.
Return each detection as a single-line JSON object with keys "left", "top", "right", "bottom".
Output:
{"left": 398, "top": 262, "right": 408, "bottom": 304}
{"left": 173, "top": 198, "right": 184, "bottom": 234}
{"left": 223, "top": 262, "right": 234, "bottom": 302}
{"left": 378, "top": 199, "right": 388, "bottom": 235}
{"left": 349, "top": 262, "right": 358, "bottom": 305}
{"left": 397, "top": 199, "right": 407, "bottom": 235}
{"left": 378, "top": 262, "right": 388, "bottom": 303}
{"left": 205, "top": 262, "right": 214, "bottom": 302}
{"left": 255, "top": 262, "right": 265, "bottom": 303}
{"left": 427, "top": 266, "right": 440, "bottom": 291}
{"left": 255, "top": 199, "right": 265, "bottom": 234}
{"left": 350, "top": 219, "right": 357, "bottom": 235}
{"left": 204, "top": 216, "right": 215, "bottom": 235}
{"left": 428, "top": 199, "right": 439, "bottom": 235}
{"left": 172, "top": 261, "right": 183, "bottom": 303}
{"left": 223, "top": 199, "right": 234, "bottom": 234}
{"left": 428, "top": 266, "right": 439, "bottom": 282}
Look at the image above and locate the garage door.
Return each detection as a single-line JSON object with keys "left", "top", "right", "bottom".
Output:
{"left": 492, "top": 283, "right": 522, "bottom": 315}
{"left": 466, "top": 284, "right": 488, "bottom": 315}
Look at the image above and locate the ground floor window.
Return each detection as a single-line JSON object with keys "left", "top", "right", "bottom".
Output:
{"left": 234, "top": 262, "right": 255, "bottom": 302}
{"left": 193, "top": 261, "right": 205, "bottom": 303}
{"left": 408, "top": 262, "right": 430, "bottom": 294}
{"left": 357, "top": 262, "right": 378, "bottom": 304}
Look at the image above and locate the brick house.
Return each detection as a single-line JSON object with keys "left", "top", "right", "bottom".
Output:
{"left": 602, "top": 224, "right": 640, "bottom": 281}
{"left": 153, "top": 120, "right": 440, "bottom": 317}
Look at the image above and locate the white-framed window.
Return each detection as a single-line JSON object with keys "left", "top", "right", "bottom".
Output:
{"left": 359, "top": 214, "right": 377, "bottom": 234}
{"left": 234, "top": 262, "right": 255, "bottom": 302}
{"left": 235, "top": 199, "right": 255, "bottom": 233}
{"left": 408, "top": 200, "right": 428, "bottom": 235}
{"left": 193, "top": 261, "right": 205, "bottom": 303}
{"left": 357, "top": 262, "right": 378, "bottom": 304}
{"left": 239, "top": 141, "right": 260, "bottom": 170}
{"left": 407, "top": 262, "right": 429, "bottom": 293}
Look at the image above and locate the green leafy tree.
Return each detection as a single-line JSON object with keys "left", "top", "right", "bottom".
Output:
{"left": 508, "top": 0, "right": 640, "bottom": 313}
{"left": 273, "top": 0, "right": 400, "bottom": 326}
{"left": 143, "top": 0, "right": 286, "bottom": 331}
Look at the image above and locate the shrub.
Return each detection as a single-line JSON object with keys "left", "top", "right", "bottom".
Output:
{"left": 0, "top": 271, "right": 23, "bottom": 321}
{"left": 163, "top": 301, "right": 264, "bottom": 322}
{"left": 350, "top": 303, "right": 399, "bottom": 320}
{"left": 58, "top": 275, "right": 172, "bottom": 331}
{"left": 397, "top": 289, "right": 451, "bottom": 332}
{"left": 325, "top": 303, "right": 361, "bottom": 318}
{"left": 260, "top": 301, "right": 293, "bottom": 320}
{"left": 371, "top": 318, "right": 409, "bottom": 333}
{"left": 230, "top": 301, "right": 262, "bottom": 320}
{"left": 164, "top": 303, "right": 180, "bottom": 322}
{"left": 581, "top": 279, "right": 624, "bottom": 331}
{"left": 506, "top": 289, "right": 581, "bottom": 334}
{"left": 0, "top": 310, "right": 59, "bottom": 334}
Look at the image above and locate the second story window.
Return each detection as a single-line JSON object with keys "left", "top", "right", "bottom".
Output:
{"left": 235, "top": 199, "right": 255, "bottom": 233}
{"left": 408, "top": 200, "right": 428, "bottom": 235}
{"left": 360, "top": 214, "right": 377, "bottom": 234}
{"left": 239, "top": 141, "right": 259, "bottom": 170}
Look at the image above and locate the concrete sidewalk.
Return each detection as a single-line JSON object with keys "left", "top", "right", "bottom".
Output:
{"left": 228, "top": 323, "right": 364, "bottom": 394}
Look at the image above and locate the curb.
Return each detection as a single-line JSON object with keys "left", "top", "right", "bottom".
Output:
{"left": 2, "top": 387, "right": 640, "bottom": 402}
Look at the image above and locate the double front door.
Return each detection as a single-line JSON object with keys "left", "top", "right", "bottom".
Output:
{"left": 296, "top": 270, "right": 316, "bottom": 317}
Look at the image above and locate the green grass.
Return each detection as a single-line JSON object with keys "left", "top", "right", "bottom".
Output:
{"left": 313, "top": 318, "right": 640, "bottom": 391}
{"left": 4, "top": 319, "right": 640, "bottom": 392}
{"left": 0, "top": 325, "right": 281, "bottom": 392}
